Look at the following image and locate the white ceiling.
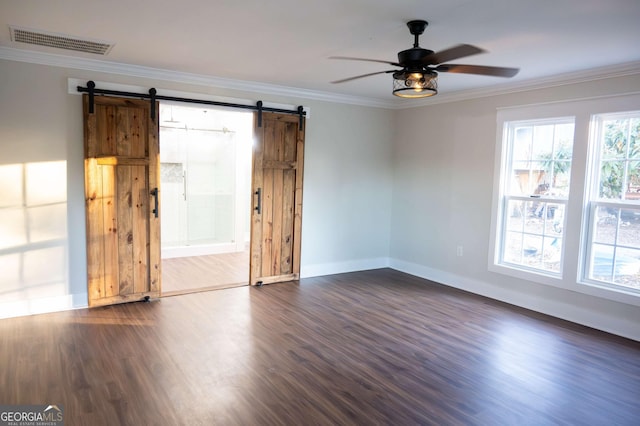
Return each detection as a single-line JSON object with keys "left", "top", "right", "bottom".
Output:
{"left": 2, "top": 0, "right": 640, "bottom": 106}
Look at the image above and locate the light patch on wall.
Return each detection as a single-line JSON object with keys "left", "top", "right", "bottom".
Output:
{"left": 0, "top": 161, "right": 69, "bottom": 318}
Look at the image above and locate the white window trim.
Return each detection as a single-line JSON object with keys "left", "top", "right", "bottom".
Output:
{"left": 489, "top": 92, "right": 640, "bottom": 307}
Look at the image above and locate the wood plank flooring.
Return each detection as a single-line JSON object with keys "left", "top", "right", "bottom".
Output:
{"left": 1, "top": 268, "right": 639, "bottom": 425}
{"left": 161, "top": 250, "right": 249, "bottom": 295}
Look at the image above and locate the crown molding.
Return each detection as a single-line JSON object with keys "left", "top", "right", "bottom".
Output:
{"left": 0, "top": 46, "right": 395, "bottom": 109}
{"left": 398, "top": 60, "right": 640, "bottom": 109}
{"left": 2, "top": 46, "right": 639, "bottom": 110}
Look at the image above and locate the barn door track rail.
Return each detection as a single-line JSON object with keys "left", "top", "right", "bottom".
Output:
{"left": 78, "top": 81, "right": 306, "bottom": 130}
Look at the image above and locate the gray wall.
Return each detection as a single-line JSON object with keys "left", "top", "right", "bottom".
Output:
{"left": 1, "top": 57, "right": 639, "bottom": 341}
{"left": 0, "top": 58, "right": 394, "bottom": 316}
{"left": 390, "top": 74, "right": 640, "bottom": 341}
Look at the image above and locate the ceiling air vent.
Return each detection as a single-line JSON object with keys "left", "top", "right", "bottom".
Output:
{"left": 10, "top": 26, "right": 114, "bottom": 55}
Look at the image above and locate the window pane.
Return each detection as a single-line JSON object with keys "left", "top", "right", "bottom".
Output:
{"left": 542, "top": 122, "right": 574, "bottom": 195}
{"left": 590, "top": 244, "right": 614, "bottom": 282}
{"left": 523, "top": 235, "right": 543, "bottom": 268}
{"left": 505, "top": 200, "right": 524, "bottom": 231}
{"left": 503, "top": 231, "right": 552, "bottom": 270}
{"left": 545, "top": 203, "right": 565, "bottom": 236}
{"left": 513, "top": 127, "right": 532, "bottom": 162}
{"left": 524, "top": 201, "right": 564, "bottom": 236}
{"left": 625, "top": 160, "right": 640, "bottom": 201}
{"left": 555, "top": 123, "right": 576, "bottom": 150}
{"left": 542, "top": 236, "right": 562, "bottom": 272}
{"left": 524, "top": 200, "right": 543, "bottom": 234}
{"left": 599, "top": 161, "right": 624, "bottom": 199}
{"left": 550, "top": 160, "right": 572, "bottom": 197}
{"left": 618, "top": 208, "right": 640, "bottom": 248}
{"left": 602, "top": 119, "right": 628, "bottom": 159}
{"left": 593, "top": 206, "right": 617, "bottom": 244}
{"left": 597, "top": 116, "right": 640, "bottom": 200}
{"left": 612, "top": 247, "right": 640, "bottom": 290}
{"left": 510, "top": 168, "right": 543, "bottom": 196}
{"left": 589, "top": 244, "right": 640, "bottom": 290}
{"left": 532, "top": 125, "right": 554, "bottom": 160}
{"left": 630, "top": 118, "right": 640, "bottom": 159}
{"left": 504, "top": 231, "right": 523, "bottom": 264}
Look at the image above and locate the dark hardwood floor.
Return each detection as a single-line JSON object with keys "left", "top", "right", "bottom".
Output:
{"left": 1, "top": 268, "right": 639, "bottom": 425}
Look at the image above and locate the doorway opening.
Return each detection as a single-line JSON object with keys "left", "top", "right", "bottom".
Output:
{"left": 159, "top": 103, "right": 253, "bottom": 295}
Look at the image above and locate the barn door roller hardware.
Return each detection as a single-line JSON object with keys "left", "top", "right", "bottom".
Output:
{"left": 78, "top": 81, "right": 306, "bottom": 128}
{"left": 257, "top": 100, "right": 263, "bottom": 128}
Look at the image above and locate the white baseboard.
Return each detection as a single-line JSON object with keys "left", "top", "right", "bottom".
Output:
{"left": 301, "top": 257, "right": 390, "bottom": 278}
{"left": 3, "top": 256, "right": 636, "bottom": 342}
{"left": 389, "top": 258, "right": 640, "bottom": 342}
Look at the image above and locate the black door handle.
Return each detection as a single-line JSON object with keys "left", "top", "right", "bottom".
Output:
{"left": 255, "top": 188, "right": 261, "bottom": 214}
{"left": 150, "top": 188, "right": 159, "bottom": 218}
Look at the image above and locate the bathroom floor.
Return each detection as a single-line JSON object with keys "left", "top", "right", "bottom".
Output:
{"left": 161, "top": 249, "right": 249, "bottom": 295}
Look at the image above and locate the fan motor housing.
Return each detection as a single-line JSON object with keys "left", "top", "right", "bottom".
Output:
{"left": 398, "top": 47, "right": 433, "bottom": 65}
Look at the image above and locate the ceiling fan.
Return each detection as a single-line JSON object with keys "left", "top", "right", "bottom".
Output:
{"left": 330, "top": 20, "right": 519, "bottom": 98}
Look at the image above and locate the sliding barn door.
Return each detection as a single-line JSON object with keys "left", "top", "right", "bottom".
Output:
{"left": 83, "top": 95, "right": 161, "bottom": 307}
{"left": 250, "top": 112, "right": 305, "bottom": 286}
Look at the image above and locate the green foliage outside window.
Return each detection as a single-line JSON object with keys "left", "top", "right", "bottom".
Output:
{"left": 599, "top": 118, "right": 640, "bottom": 200}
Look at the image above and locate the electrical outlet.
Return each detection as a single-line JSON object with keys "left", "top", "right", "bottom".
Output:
{"left": 456, "top": 245, "right": 463, "bottom": 257}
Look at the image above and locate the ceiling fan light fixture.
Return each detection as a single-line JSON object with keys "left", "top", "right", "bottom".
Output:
{"left": 331, "top": 19, "right": 518, "bottom": 98}
{"left": 392, "top": 71, "right": 438, "bottom": 98}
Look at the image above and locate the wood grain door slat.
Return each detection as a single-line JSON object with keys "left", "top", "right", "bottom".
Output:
{"left": 83, "top": 95, "right": 161, "bottom": 307}
{"left": 250, "top": 113, "right": 305, "bottom": 285}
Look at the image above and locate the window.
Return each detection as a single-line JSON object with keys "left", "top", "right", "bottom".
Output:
{"left": 491, "top": 95, "right": 640, "bottom": 304}
{"left": 584, "top": 112, "right": 640, "bottom": 291}
{"left": 496, "top": 118, "right": 575, "bottom": 276}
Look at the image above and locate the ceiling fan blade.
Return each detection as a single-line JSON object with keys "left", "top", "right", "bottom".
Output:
{"left": 435, "top": 63, "right": 519, "bottom": 77}
{"left": 331, "top": 70, "right": 396, "bottom": 84}
{"left": 422, "top": 44, "right": 485, "bottom": 65}
{"left": 329, "top": 56, "right": 401, "bottom": 67}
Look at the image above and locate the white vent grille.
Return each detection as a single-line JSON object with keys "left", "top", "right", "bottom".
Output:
{"left": 10, "top": 26, "right": 113, "bottom": 55}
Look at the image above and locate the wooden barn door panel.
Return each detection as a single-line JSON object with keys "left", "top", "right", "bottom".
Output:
{"left": 250, "top": 112, "right": 304, "bottom": 286}
{"left": 83, "top": 95, "right": 160, "bottom": 307}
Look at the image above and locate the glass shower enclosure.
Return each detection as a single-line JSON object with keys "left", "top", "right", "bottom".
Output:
{"left": 159, "top": 104, "right": 252, "bottom": 259}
